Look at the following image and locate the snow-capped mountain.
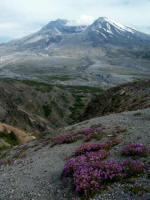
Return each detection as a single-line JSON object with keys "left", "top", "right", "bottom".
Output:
{"left": 0, "top": 17, "right": 150, "bottom": 88}
{"left": 89, "top": 17, "right": 136, "bottom": 34}
{"left": 86, "top": 17, "right": 150, "bottom": 45}
{"left": 6, "top": 17, "right": 150, "bottom": 51}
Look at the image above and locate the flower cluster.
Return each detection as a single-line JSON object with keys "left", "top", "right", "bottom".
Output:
{"left": 102, "top": 138, "right": 120, "bottom": 150}
{"left": 85, "top": 150, "right": 107, "bottom": 161}
{"left": 73, "top": 160, "right": 125, "bottom": 195}
{"left": 121, "top": 143, "right": 149, "bottom": 157}
{"left": 63, "top": 158, "right": 124, "bottom": 195}
{"left": 74, "top": 143, "right": 101, "bottom": 156}
{"left": 79, "top": 127, "right": 95, "bottom": 136}
{"left": 74, "top": 138, "right": 120, "bottom": 156}
{"left": 64, "top": 150, "right": 108, "bottom": 175}
{"left": 63, "top": 157, "right": 145, "bottom": 196}
{"left": 121, "top": 159, "right": 145, "bottom": 177}
{"left": 51, "top": 134, "right": 81, "bottom": 147}
{"left": 50, "top": 126, "right": 106, "bottom": 147}
{"left": 81, "top": 127, "right": 104, "bottom": 141}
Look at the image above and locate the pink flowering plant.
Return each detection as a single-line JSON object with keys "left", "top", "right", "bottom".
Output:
{"left": 74, "top": 143, "right": 101, "bottom": 156}
{"left": 101, "top": 138, "right": 120, "bottom": 150}
{"left": 51, "top": 134, "right": 81, "bottom": 147}
{"left": 62, "top": 157, "right": 145, "bottom": 197}
{"left": 50, "top": 124, "right": 123, "bottom": 147}
{"left": 50, "top": 126, "right": 107, "bottom": 147}
{"left": 63, "top": 153, "right": 124, "bottom": 196}
{"left": 121, "top": 159, "right": 145, "bottom": 177}
{"left": 74, "top": 138, "right": 120, "bottom": 156}
{"left": 121, "top": 143, "right": 149, "bottom": 157}
{"left": 62, "top": 139, "right": 147, "bottom": 197}
{"left": 80, "top": 127, "right": 104, "bottom": 141}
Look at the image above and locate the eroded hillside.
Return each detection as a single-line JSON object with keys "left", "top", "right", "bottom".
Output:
{"left": 0, "top": 79, "right": 102, "bottom": 134}
{"left": 80, "top": 80, "right": 150, "bottom": 121}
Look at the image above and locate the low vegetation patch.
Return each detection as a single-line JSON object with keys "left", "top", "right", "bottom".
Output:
{"left": 51, "top": 133, "right": 81, "bottom": 147}
{"left": 121, "top": 159, "right": 145, "bottom": 177}
{"left": 69, "top": 95, "right": 85, "bottom": 121}
{"left": 43, "top": 105, "right": 52, "bottom": 118}
{"left": 62, "top": 138, "right": 121, "bottom": 197}
{"left": 62, "top": 156, "right": 145, "bottom": 197}
{"left": 0, "top": 130, "right": 19, "bottom": 147}
{"left": 121, "top": 143, "right": 149, "bottom": 157}
{"left": 51, "top": 126, "right": 106, "bottom": 147}
{"left": 133, "top": 112, "right": 142, "bottom": 116}
{"left": 63, "top": 159, "right": 124, "bottom": 196}
{"left": 59, "top": 85, "right": 103, "bottom": 94}
{"left": 50, "top": 125, "right": 122, "bottom": 148}
{"left": 61, "top": 137, "right": 149, "bottom": 198}
{"left": 74, "top": 138, "right": 120, "bottom": 156}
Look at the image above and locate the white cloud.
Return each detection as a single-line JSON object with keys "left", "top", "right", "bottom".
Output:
{"left": 68, "top": 15, "right": 95, "bottom": 26}
{"left": 0, "top": 23, "right": 19, "bottom": 29}
{"left": 0, "top": 0, "right": 150, "bottom": 42}
{"left": 76, "top": 15, "right": 94, "bottom": 25}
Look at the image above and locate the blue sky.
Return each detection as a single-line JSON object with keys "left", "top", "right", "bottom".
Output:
{"left": 0, "top": 0, "right": 150, "bottom": 42}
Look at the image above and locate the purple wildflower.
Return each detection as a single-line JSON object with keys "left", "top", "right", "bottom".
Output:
{"left": 121, "top": 143, "right": 149, "bottom": 157}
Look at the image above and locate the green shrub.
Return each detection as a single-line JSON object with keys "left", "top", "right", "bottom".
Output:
{"left": 43, "top": 105, "right": 52, "bottom": 118}
{"left": 70, "top": 95, "right": 85, "bottom": 121}
{"left": 0, "top": 130, "right": 19, "bottom": 147}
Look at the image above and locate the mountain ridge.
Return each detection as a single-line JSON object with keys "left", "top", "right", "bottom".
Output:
{"left": 16, "top": 17, "right": 150, "bottom": 46}
{"left": 0, "top": 17, "right": 150, "bottom": 88}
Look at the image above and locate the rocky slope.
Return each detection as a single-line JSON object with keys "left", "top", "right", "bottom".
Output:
{"left": 0, "top": 80, "right": 150, "bottom": 199}
{"left": 0, "top": 108, "right": 150, "bottom": 200}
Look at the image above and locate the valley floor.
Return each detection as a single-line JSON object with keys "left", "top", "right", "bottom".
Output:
{"left": 0, "top": 108, "right": 150, "bottom": 200}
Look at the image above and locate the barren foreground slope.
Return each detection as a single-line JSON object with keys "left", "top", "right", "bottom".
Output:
{"left": 0, "top": 108, "right": 150, "bottom": 200}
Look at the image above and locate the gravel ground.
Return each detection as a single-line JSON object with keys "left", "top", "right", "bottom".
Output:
{"left": 0, "top": 108, "right": 150, "bottom": 200}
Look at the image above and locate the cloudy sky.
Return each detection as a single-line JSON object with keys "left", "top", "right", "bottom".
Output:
{"left": 0, "top": 0, "right": 150, "bottom": 42}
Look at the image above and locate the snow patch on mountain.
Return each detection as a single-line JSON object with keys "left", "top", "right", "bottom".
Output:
{"left": 90, "top": 17, "right": 136, "bottom": 36}
{"left": 25, "top": 35, "right": 44, "bottom": 44}
{"left": 98, "top": 17, "right": 135, "bottom": 33}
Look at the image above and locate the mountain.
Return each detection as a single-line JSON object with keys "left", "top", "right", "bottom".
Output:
{"left": 6, "top": 17, "right": 150, "bottom": 50}
{"left": 9, "top": 19, "right": 87, "bottom": 51}
{"left": 86, "top": 17, "right": 150, "bottom": 45}
{"left": 5, "top": 17, "right": 150, "bottom": 51}
{"left": 0, "top": 17, "right": 150, "bottom": 88}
